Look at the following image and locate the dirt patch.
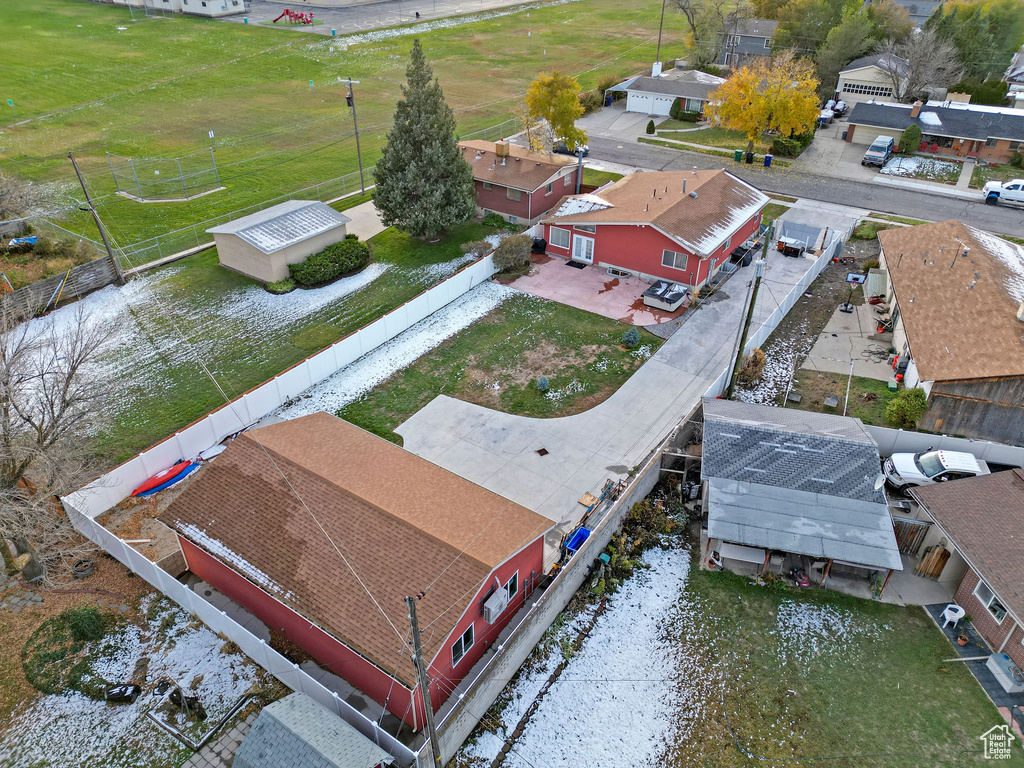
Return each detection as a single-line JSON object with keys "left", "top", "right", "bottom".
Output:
{"left": 464, "top": 341, "right": 607, "bottom": 407}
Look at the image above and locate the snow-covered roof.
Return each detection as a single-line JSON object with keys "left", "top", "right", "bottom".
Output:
{"left": 207, "top": 200, "right": 351, "bottom": 254}
{"left": 543, "top": 170, "right": 768, "bottom": 257}
{"left": 918, "top": 111, "right": 942, "bottom": 127}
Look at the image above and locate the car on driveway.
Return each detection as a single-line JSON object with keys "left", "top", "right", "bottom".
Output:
{"left": 883, "top": 449, "right": 990, "bottom": 491}
{"left": 861, "top": 135, "right": 895, "bottom": 166}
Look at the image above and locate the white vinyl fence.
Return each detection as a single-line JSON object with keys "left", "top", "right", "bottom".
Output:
{"left": 62, "top": 256, "right": 497, "bottom": 768}
{"left": 865, "top": 425, "right": 1024, "bottom": 466}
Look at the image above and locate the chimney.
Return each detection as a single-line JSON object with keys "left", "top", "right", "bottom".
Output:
{"left": 494, "top": 140, "right": 510, "bottom": 157}
{"left": 1018, "top": 301, "right": 1024, "bottom": 323}
{"left": 910, "top": 100, "right": 923, "bottom": 118}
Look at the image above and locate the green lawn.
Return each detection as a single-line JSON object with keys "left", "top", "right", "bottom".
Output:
{"left": 337, "top": 294, "right": 662, "bottom": 443}
{"left": 582, "top": 168, "right": 624, "bottom": 187}
{"left": 851, "top": 221, "right": 895, "bottom": 241}
{"left": 659, "top": 126, "right": 771, "bottom": 153}
{"left": 655, "top": 118, "right": 702, "bottom": 131}
{"left": 787, "top": 372, "right": 898, "bottom": 426}
{"left": 760, "top": 202, "right": 790, "bottom": 227}
{"left": 678, "top": 561, "right": 1024, "bottom": 767}
{"left": 971, "top": 162, "right": 1024, "bottom": 188}
{"left": 2, "top": 0, "right": 687, "bottom": 248}
{"left": 90, "top": 221, "right": 498, "bottom": 464}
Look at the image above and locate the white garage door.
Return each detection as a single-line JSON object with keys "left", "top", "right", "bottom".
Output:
{"left": 626, "top": 92, "right": 652, "bottom": 114}
{"left": 651, "top": 95, "right": 673, "bottom": 116}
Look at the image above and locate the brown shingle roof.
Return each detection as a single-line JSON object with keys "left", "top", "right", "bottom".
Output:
{"left": 878, "top": 220, "right": 1024, "bottom": 382}
{"left": 160, "top": 413, "right": 552, "bottom": 687}
{"left": 459, "top": 140, "right": 574, "bottom": 192}
{"left": 541, "top": 170, "right": 768, "bottom": 257}
{"left": 912, "top": 469, "right": 1024, "bottom": 623}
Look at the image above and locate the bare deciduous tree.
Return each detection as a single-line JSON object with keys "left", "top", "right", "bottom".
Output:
{"left": 672, "top": 0, "right": 750, "bottom": 70}
{"left": 876, "top": 31, "right": 963, "bottom": 103}
{"left": 0, "top": 305, "right": 114, "bottom": 584}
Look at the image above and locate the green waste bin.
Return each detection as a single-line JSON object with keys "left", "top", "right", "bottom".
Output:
{"left": 734, "top": 149, "right": 743, "bottom": 163}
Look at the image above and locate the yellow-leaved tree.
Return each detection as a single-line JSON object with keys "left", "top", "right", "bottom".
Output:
{"left": 525, "top": 71, "right": 587, "bottom": 152}
{"left": 705, "top": 51, "right": 820, "bottom": 154}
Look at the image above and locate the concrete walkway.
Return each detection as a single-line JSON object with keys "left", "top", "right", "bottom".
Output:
{"left": 803, "top": 302, "right": 894, "bottom": 381}
{"left": 957, "top": 158, "right": 977, "bottom": 190}
{"left": 396, "top": 219, "right": 826, "bottom": 547}
{"left": 870, "top": 173, "right": 982, "bottom": 200}
{"left": 343, "top": 200, "right": 386, "bottom": 241}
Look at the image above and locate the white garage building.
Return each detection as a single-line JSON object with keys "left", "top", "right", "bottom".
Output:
{"left": 620, "top": 69, "right": 725, "bottom": 117}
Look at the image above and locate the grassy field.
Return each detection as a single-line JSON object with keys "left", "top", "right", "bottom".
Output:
{"left": 971, "top": 162, "right": 1024, "bottom": 188}
{"left": 659, "top": 126, "right": 771, "bottom": 153}
{"left": 677, "top": 562, "right": 1023, "bottom": 767}
{"left": 787, "top": 372, "right": 898, "bottom": 426}
{"left": 2, "top": 0, "right": 686, "bottom": 247}
{"left": 50, "top": 221, "right": 500, "bottom": 463}
{"left": 338, "top": 293, "right": 661, "bottom": 442}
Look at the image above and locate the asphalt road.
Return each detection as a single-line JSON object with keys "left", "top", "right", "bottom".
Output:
{"left": 589, "top": 137, "right": 1024, "bottom": 238}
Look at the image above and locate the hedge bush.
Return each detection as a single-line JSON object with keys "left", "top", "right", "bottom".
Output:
{"left": 886, "top": 387, "right": 928, "bottom": 428}
{"left": 678, "top": 110, "right": 701, "bottom": 123}
{"left": 899, "top": 124, "right": 922, "bottom": 155}
{"left": 579, "top": 91, "right": 603, "bottom": 115}
{"left": 646, "top": 119, "right": 656, "bottom": 135}
{"left": 482, "top": 212, "right": 506, "bottom": 228}
{"left": 670, "top": 98, "right": 682, "bottom": 120}
{"left": 289, "top": 238, "right": 371, "bottom": 286}
{"left": 771, "top": 136, "right": 802, "bottom": 157}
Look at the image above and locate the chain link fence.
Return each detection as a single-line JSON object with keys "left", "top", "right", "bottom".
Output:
{"left": 107, "top": 149, "right": 222, "bottom": 201}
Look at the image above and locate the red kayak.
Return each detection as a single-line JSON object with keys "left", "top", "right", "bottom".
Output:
{"left": 131, "top": 461, "right": 189, "bottom": 497}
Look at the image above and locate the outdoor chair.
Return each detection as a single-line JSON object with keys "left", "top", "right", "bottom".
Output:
{"left": 942, "top": 604, "right": 966, "bottom": 629}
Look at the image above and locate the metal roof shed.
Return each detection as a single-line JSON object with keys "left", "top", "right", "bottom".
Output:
{"left": 233, "top": 693, "right": 395, "bottom": 768}
{"left": 700, "top": 399, "right": 902, "bottom": 585}
{"left": 207, "top": 200, "right": 351, "bottom": 284}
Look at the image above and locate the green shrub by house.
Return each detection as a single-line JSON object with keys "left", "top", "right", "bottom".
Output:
{"left": 677, "top": 110, "right": 701, "bottom": 123}
{"left": 899, "top": 124, "right": 922, "bottom": 155}
{"left": 646, "top": 119, "right": 656, "bottom": 135}
{"left": 622, "top": 327, "right": 641, "bottom": 348}
{"left": 289, "top": 238, "right": 371, "bottom": 286}
{"left": 885, "top": 387, "right": 928, "bottom": 428}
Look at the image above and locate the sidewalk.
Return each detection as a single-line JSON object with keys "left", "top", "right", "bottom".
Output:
{"left": 871, "top": 173, "right": 982, "bottom": 201}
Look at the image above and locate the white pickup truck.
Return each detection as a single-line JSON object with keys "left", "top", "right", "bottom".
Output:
{"left": 983, "top": 178, "right": 1024, "bottom": 206}
{"left": 883, "top": 450, "right": 990, "bottom": 491}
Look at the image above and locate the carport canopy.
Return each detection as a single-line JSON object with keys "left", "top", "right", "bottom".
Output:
{"left": 605, "top": 76, "right": 641, "bottom": 94}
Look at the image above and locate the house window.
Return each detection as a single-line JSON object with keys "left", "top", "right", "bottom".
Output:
{"left": 662, "top": 249, "right": 687, "bottom": 269}
{"left": 550, "top": 227, "right": 570, "bottom": 249}
{"left": 975, "top": 580, "right": 1008, "bottom": 623}
{"left": 507, "top": 188, "right": 521, "bottom": 201}
{"left": 482, "top": 181, "right": 492, "bottom": 191}
{"left": 509, "top": 215, "right": 518, "bottom": 225}
{"left": 575, "top": 224, "right": 596, "bottom": 233}
{"left": 505, "top": 573, "right": 518, "bottom": 601}
{"left": 452, "top": 624, "right": 474, "bottom": 666}
{"left": 723, "top": 235, "right": 732, "bottom": 252}
{"left": 564, "top": 174, "right": 572, "bottom": 186}
{"left": 545, "top": 182, "right": 553, "bottom": 195}
{"left": 763, "top": 38, "right": 770, "bottom": 48}
{"left": 985, "top": 138, "right": 998, "bottom": 147}
{"left": 1010, "top": 141, "right": 1022, "bottom": 151}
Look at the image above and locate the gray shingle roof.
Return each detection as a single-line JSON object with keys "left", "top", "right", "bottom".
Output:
{"left": 730, "top": 18, "right": 777, "bottom": 38}
{"left": 625, "top": 70, "right": 725, "bottom": 101}
{"left": 207, "top": 200, "right": 351, "bottom": 254}
{"left": 848, "top": 101, "right": 1024, "bottom": 142}
{"left": 701, "top": 399, "right": 902, "bottom": 570}
{"left": 234, "top": 694, "right": 394, "bottom": 768}
{"left": 840, "top": 53, "right": 908, "bottom": 77}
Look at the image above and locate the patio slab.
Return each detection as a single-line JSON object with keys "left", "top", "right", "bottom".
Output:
{"left": 802, "top": 301, "right": 894, "bottom": 381}
{"left": 509, "top": 253, "right": 687, "bottom": 326}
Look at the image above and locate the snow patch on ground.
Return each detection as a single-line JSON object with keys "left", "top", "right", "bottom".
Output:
{"left": 770, "top": 600, "right": 885, "bottom": 667}
{"left": 735, "top": 321, "right": 810, "bottom": 404}
{"left": 0, "top": 596, "right": 265, "bottom": 768}
{"left": 276, "top": 282, "right": 516, "bottom": 419}
{"left": 879, "top": 156, "right": 960, "bottom": 182}
{"left": 543, "top": 378, "right": 584, "bottom": 402}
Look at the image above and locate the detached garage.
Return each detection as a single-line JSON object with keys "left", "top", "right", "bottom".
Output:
{"left": 208, "top": 200, "right": 350, "bottom": 283}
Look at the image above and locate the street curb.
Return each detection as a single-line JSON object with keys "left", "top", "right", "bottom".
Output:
{"left": 870, "top": 175, "right": 983, "bottom": 202}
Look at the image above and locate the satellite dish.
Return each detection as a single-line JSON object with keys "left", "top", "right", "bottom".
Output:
{"left": 874, "top": 473, "right": 886, "bottom": 491}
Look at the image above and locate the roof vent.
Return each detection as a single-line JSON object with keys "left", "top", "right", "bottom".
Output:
{"left": 689, "top": 191, "right": 698, "bottom": 199}
{"left": 683, "top": 180, "right": 687, "bottom": 193}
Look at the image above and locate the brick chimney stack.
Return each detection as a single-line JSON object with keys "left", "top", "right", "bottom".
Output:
{"left": 910, "top": 101, "right": 923, "bottom": 118}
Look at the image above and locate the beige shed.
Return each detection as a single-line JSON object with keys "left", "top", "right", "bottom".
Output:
{"left": 208, "top": 200, "right": 351, "bottom": 283}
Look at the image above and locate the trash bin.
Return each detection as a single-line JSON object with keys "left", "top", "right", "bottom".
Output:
{"left": 763, "top": 154, "right": 773, "bottom": 168}
{"left": 734, "top": 149, "right": 743, "bottom": 163}
{"left": 841, "top": 130, "right": 848, "bottom": 140}
{"left": 745, "top": 151, "right": 754, "bottom": 164}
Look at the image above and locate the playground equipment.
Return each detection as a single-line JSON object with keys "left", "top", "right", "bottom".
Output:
{"left": 272, "top": 8, "right": 315, "bottom": 24}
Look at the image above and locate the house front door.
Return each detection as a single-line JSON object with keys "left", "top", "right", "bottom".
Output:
{"left": 572, "top": 235, "right": 594, "bottom": 264}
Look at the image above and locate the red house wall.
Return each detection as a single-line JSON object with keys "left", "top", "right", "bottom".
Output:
{"left": 178, "top": 533, "right": 545, "bottom": 731}
{"left": 954, "top": 568, "right": 1024, "bottom": 667}
{"left": 177, "top": 537, "right": 417, "bottom": 727}
{"left": 543, "top": 210, "right": 761, "bottom": 286}
{"left": 473, "top": 170, "right": 577, "bottom": 221}
{"left": 419, "top": 536, "right": 545, "bottom": 720}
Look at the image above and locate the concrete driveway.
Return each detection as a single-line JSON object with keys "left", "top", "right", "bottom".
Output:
{"left": 395, "top": 208, "right": 834, "bottom": 557}
{"left": 792, "top": 121, "right": 878, "bottom": 182}
{"left": 802, "top": 302, "right": 895, "bottom": 381}
{"left": 577, "top": 102, "right": 653, "bottom": 143}
{"left": 508, "top": 253, "right": 687, "bottom": 326}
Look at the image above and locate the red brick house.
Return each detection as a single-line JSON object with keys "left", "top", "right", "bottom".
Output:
{"left": 539, "top": 169, "right": 768, "bottom": 287}
{"left": 459, "top": 140, "right": 578, "bottom": 225}
{"left": 160, "top": 413, "right": 553, "bottom": 731}
{"left": 912, "top": 470, "right": 1024, "bottom": 669}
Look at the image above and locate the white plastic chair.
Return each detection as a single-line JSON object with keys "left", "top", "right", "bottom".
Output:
{"left": 942, "top": 604, "right": 965, "bottom": 629}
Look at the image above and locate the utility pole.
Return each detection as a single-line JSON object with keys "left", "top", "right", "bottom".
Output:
{"left": 653, "top": 0, "right": 668, "bottom": 74}
{"left": 68, "top": 153, "right": 125, "bottom": 285}
{"left": 340, "top": 77, "right": 366, "bottom": 194}
{"left": 724, "top": 222, "right": 772, "bottom": 399}
{"left": 406, "top": 596, "right": 443, "bottom": 768}
{"left": 575, "top": 147, "right": 584, "bottom": 194}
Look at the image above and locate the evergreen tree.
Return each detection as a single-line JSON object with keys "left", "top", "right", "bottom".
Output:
{"left": 373, "top": 40, "right": 476, "bottom": 239}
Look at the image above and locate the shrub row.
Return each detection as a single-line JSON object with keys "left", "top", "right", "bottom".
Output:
{"left": 288, "top": 237, "right": 370, "bottom": 286}
{"left": 770, "top": 131, "right": 814, "bottom": 158}
{"left": 668, "top": 99, "right": 701, "bottom": 122}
